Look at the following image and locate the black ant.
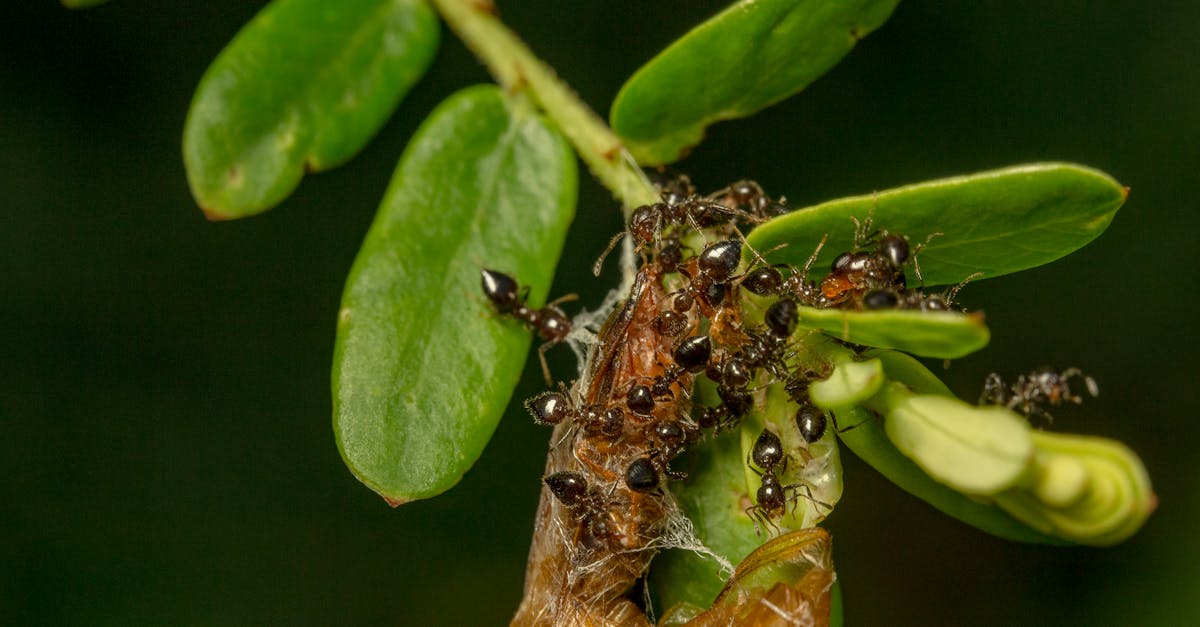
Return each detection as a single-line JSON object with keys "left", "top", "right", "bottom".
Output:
{"left": 818, "top": 218, "right": 940, "bottom": 308}
{"left": 667, "top": 239, "right": 743, "bottom": 314}
{"left": 480, "top": 268, "right": 575, "bottom": 385}
{"left": 623, "top": 334, "right": 712, "bottom": 420}
{"left": 544, "top": 471, "right": 617, "bottom": 549}
{"left": 592, "top": 190, "right": 746, "bottom": 276}
{"left": 744, "top": 429, "right": 828, "bottom": 535}
{"left": 980, "top": 367, "right": 1099, "bottom": 420}
{"left": 860, "top": 272, "right": 984, "bottom": 312}
{"left": 525, "top": 387, "right": 624, "bottom": 438}
{"left": 708, "top": 179, "right": 791, "bottom": 219}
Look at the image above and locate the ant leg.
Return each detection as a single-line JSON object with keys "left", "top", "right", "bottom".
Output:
{"left": 835, "top": 410, "right": 876, "bottom": 434}
{"left": 536, "top": 342, "right": 556, "bottom": 387}
{"left": 790, "top": 482, "right": 833, "bottom": 514}
{"left": 546, "top": 292, "right": 579, "bottom": 308}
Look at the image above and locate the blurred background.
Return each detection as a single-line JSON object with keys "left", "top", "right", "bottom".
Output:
{"left": 3, "top": 0, "right": 1197, "bottom": 624}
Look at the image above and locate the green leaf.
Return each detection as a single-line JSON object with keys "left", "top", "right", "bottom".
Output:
{"left": 61, "top": 0, "right": 111, "bottom": 8}
{"left": 835, "top": 350, "right": 1064, "bottom": 543}
{"left": 795, "top": 307, "right": 989, "bottom": 359}
{"left": 184, "top": 0, "right": 439, "bottom": 219}
{"left": 880, "top": 386, "right": 1034, "bottom": 495}
{"left": 809, "top": 357, "right": 884, "bottom": 409}
{"left": 332, "top": 85, "right": 577, "bottom": 505}
{"left": 747, "top": 163, "right": 1128, "bottom": 286}
{"left": 610, "top": 0, "right": 899, "bottom": 165}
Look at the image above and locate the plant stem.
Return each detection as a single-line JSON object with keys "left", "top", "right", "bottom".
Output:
{"left": 431, "top": 0, "right": 659, "bottom": 213}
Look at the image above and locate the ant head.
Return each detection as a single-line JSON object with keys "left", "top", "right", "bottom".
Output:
{"left": 742, "top": 266, "right": 782, "bottom": 296}
{"left": 629, "top": 204, "right": 663, "bottom": 244}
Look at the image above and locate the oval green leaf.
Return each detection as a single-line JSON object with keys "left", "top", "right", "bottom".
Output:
{"left": 184, "top": 0, "right": 439, "bottom": 219}
{"left": 610, "top": 0, "right": 899, "bottom": 165}
{"left": 332, "top": 85, "right": 577, "bottom": 505}
{"left": 796, "top": 306, "right": 989, "bottom": 359}
{"left": 747, "top": 163, "right": 1127, "bottom": 286}
{"left": 881, "top": 387, "right": 1034, "bottom": 495}
{"left": 836, "top": 350, "right": 1065, "bottom": 543}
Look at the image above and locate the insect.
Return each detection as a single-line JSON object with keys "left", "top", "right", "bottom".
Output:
{"left": 544, "top": 471, "right": 617, "bottom": 549}
{"left": 980, "top": 367, "right": 1099, "bottom": 420}
{"left": 524, "top": 388, "right": 624, "bottom": 438}
{"left": 818, "top": 217, "right": 940, "bottom": 308}
{"left": 860, "top": 271, "right": 984, "bottom": 312}
{"left": 480, "top": 268, "right": 575, "bottom": 385}
{"left": 745, "top": 429, "right": 828, "bottom": 535}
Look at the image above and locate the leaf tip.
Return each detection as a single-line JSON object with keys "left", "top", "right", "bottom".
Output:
{"left": 200, "top": 206, "right": 236, "bottom": 222}
{"left": 383, "top": 495, "right": 411, "bottom": 508}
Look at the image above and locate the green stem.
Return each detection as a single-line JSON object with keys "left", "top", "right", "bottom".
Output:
{"left": 431, "top": 0, "right": 659, "bottom": 212}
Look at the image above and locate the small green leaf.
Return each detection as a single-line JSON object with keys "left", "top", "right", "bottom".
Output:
{"left": 809, "top": 357, "right": 884, "bottom": 409}
{"left": 332, "top": 85, "right": 577, "bottom": 505}
{"left": 610, "top": 0, "right": 899, "bottom": 165}
{"left": 61, "top": 0, "right": 111, "bottom": 8}
{"left": 796, "top": 306, "right": 989, "bottom": 359}
{"left": 835, "top": 350, "right": 1064, "bottom": 543}
{"left": 184, "top": 0, "right": 439, "bottom": 219}
{"left": 880, "top": 385, "right": 1034, "bottom": 495}
{"left": 747, "top": 163, "right": 1128, "bottom": 286}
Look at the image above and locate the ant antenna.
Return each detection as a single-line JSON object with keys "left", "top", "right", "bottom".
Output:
{"left": 592, "top": 231, "right": 627, "bottom": 277}
{"left": 910, "top": 232, "right": 944, "bottom": 287}
{"left": 945, "top": 271, "right": 984, "bottom": 304}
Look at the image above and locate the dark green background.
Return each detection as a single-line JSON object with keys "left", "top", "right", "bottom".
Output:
{"left": 4, "top": 1, "right": 1196, "bottom": 624}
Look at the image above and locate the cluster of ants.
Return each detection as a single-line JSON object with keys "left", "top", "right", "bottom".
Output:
{"left": 483, "top": 177, "right": 1099, "bottom": 558}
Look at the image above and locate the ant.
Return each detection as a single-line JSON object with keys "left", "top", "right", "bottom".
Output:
{"left": 481, "top": 268, "right": 576, "bottom": 385}
{"left": 980, "top": 367, "right": 1099, "bottom": 420}
{"left": 544, "top": 471, "right": 617, "bottom": 549}
{"left": 744, "top": 429, "right": 829, "bottom": 536}
{"left": 818, "top": 217, "right": 940, "bottom": 308}
{"left": 860, "top": 272, "right": 984, "bottom": 312}
{"left": 524, "top": 387, "right": 624, "bottom": 438}
{"left": 708, "top": 179, "right": 792, "bottom": 219}
{"left": 623, "top": 334, "right": 712, "bottom": 420}
{"left": 592, "top": 189, "right": 746, "bottom": 276}
{"left": 666, "top": 239, "right": 744, "bottom": 314}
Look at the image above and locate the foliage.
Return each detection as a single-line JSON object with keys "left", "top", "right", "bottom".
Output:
{"left": 164, "top": 0, "right": 1154, "bottom": 621}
